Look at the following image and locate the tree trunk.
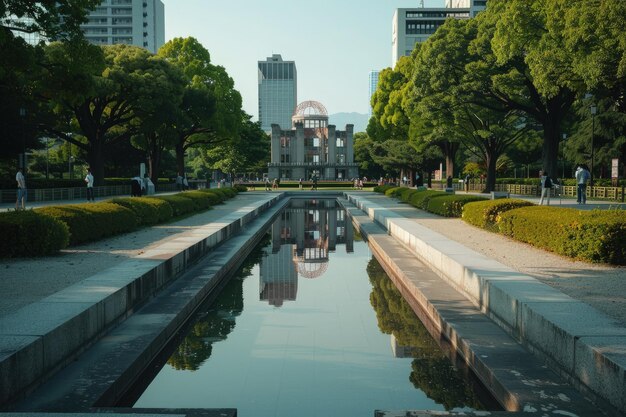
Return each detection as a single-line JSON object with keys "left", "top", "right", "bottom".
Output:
{"left": 485, "top": 152, "right": 497, "bottom": 193}
{"left": 175, "top": 137, "right": 185, "bottom": 175}
{"left": 541, "top": 120, "right": 560, "bottom": 181}
{"left": 86, "top": 138, "right": 105, "bottom": 185}
{"left": 440, "top": 141, "right": 459, "bottom": 179}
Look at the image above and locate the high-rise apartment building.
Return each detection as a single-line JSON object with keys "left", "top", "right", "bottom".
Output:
{"left": 81, "top": 0, "right": 165, "bottom": 54}
{"left": 258, "top": 54, "right": 297, "bottom": 132}
{"left": 392, "top": 0, "right": 486, "bottom": 67}
{"left": 368, "top": 70, "right": 380, "bottom": 117}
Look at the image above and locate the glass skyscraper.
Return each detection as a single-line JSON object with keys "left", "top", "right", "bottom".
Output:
{"left": 258, "top": 54, "right": 297, "bottom": 132}
{"left": 369, "top": 70, "right": 380, "bottom": 117}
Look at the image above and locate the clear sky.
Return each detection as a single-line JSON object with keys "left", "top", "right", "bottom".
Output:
{"left": 160, "top": 0, "right": 444, "bottom": 119}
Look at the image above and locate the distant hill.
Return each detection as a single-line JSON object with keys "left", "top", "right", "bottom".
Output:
{"left": 329, "top": 112, "right": 370, "bottom": 133}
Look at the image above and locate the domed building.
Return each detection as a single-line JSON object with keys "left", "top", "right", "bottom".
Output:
{"left": 268, "top": 100, "right": 359, "bottom": 181}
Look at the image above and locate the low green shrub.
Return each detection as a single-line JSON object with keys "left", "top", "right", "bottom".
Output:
{"left": 139, "top": 197, "right": 173, "bottom": 222}
{"left": 108, "top": 197, "right": 160, "bottom": 225}
{"left": 426, "top": 194, "right": 487, "bottom": 217}
{"left": 374, "top": 185, "right": 396, "bottom": 194}
{"left": 0, "top": 211, "right": 69, "bottom": 257}
{"left": 179, "top": 191, "right": 213, "bottom": 210}
{"left": 151, "top": 195, "right": 196, "bottom": 217}
{"left": 399, "top": 188, "right": 418, "bottom": 202}
{"left": 462, "top": 199, "right": 535, "bottom": 231}
{"left": 407, "top": 190, "right": 448, "bottom": 210}
{"left": 233, "top": 184, "right": 248, "bottom": 192}
{"left": 197, "top": 188, "right": 227, "bottom": 203}
{"left": 384, "top": 187, "right": 404, "bottom": 197}
{"left": 38, "top": 203, "right": 136, "bottom": 245}
{"left": 498, "top": 207, "right": 626, "bottom": 264}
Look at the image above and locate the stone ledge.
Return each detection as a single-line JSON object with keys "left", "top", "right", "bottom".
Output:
{"left": 345, "top": 192, "right": 626, "bottom": 414}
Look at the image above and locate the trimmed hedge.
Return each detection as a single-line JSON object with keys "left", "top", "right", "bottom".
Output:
{"left": 384, "top": 187, "right": 404, "bottom": 197}
{"left": 498, "top": 207, "right": 626, "bottom": 264}
{"left": 37, "top": 203, "right": 137, "bottom": 245}
{"left": 137, "top": 197, "right": 173, "bottom": 222}
{"left": 233, "top": 184, "right": 248, "bottom": 192}
{"left": 108, "top": 198, "right": 160, "bottom": 225}
{"left": 0, "top": 211, "right": 69, "bottom": 257}
{"left": 426, "top": 194, "right": 487, "bottom": 217}
{"left": 151, "top": 195, "right": 196, "bottom": 217}
{"left": 408, "top": 190, "right": 448, "bottom": 210}
{"left": 179, "top": 191, "right": 213, "bottom": 210}
{"left": 373, "top": 185, "right": 396, "bottom": 194}
{"left": 462, "top": 199, "right": 535, "bottom": 231}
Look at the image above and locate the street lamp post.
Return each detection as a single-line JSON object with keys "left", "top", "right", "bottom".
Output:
{"left": 561, "top": 133, "right": 567, "bottom": 179}
{"left": 590, "top": 104, "right": 597, "bottom": 189}
{"left": 19, "top": 108, "right": 26, "bottom": 170}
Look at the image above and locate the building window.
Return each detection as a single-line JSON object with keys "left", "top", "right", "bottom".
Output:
{"left": 336, "top": 137, "right": 344, "bottom": 148}
{"left": 280, "top": 154, "right": 290, "bottom": 163}
{"left": 337, "top": 154, "right": 345, "bottom": 164}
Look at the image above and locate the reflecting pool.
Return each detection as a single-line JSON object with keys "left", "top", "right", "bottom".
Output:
{"left": 131, "top": 199, "right": 496, "bottom": 416}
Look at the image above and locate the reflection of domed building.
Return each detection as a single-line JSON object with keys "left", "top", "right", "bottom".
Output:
{"left": 268, "top": 100, "right": 359, "bottom": 181}
{"left": 259, "top": 200, "right": 354, "bottom": 306}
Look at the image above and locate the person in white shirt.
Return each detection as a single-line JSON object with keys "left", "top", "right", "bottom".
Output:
{"left": 15, "top": 168, "right": 27, "bottom": 210}
{"left": 85, "top": 168, "right": 95, "bottom": 202}
{"left": 575, "top": 165, "right": 590, "bottom": 204}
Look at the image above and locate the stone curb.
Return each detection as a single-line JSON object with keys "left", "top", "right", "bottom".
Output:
{"left": 0, "top": 193, "right": 283, "bottom": 407}
{"left": 345, "top": 193, "right": 626, "bottom": 413}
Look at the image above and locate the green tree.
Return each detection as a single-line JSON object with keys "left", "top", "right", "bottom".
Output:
{"left": 42, "top": 44, "right": 175, "bottom": 183}
{"left": 0, "top": 1, "right": 100, "bottom": 164}
{"left": 129, "top": 55, "right": 187, "bottom": 182}
{"left": 479, "top": 0, "right": 577, "bottom": 178}
{"left": 158, "top": 37, "right": 243, "bottom": 174}
{"left": 353, "top": 132, "right": 384, "bottom": 180}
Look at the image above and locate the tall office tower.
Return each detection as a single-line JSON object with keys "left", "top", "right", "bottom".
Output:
{"left": 258, "top": 54, "right": 297, "bottom": 132}
{"left": 368, "top": 70, "right": 381, "bottom": 117}
{"left": 81, "top": 0, "right": 165, "bottom": 53}
{"left": 392, "top": 7, "right": 470, "bottom": 66}
{"left": 445, "top": 0, "right": 487, "bottom": 16}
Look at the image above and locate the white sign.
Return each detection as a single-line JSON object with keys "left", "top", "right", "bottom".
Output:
{"left": 612, "top": 158, "right": 619, "bottom": 179}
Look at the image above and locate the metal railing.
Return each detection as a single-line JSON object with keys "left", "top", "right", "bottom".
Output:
{"left": 430, "top": 182, "right": 625, "bottom": 201}
{"left": 0, "top": 183, "right": 181, "bottom": 204}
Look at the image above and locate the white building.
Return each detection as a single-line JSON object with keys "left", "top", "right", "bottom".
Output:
{"left": 81, "top": 0, "right": 165, "bottom": 54}
{"left": 258, "top": 54, "right": 297, "bottom": 132}
{"left": 392, "top": 0, "right": 486, "bottom": 67}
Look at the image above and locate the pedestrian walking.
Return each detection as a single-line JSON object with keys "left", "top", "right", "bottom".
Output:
{"left": 299, "top": 178, "right": 303, "bottom": 189}
{"left": 575, "top": 165, "right": 590, "bottom": 204}
{"left": 85, "top": 167, "right": 95, "bottom": 202}
{"left": 15, "top": 167, "right": 27, "bottom": 210}
{"left": 539, "top": 171, "right": 553, "bottom": 205}
{"left": 183, "top": 175, "right": 189, "bottom": 191}
{"left": 265, "top": 177, "right": 271, "bottom": 191}
{"left": 176, "top": 173, "right": 183, "bottom": 191}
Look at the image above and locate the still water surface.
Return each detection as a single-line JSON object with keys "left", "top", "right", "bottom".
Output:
{"left": 132, "top": 199, "right": 493, "bottom": 416}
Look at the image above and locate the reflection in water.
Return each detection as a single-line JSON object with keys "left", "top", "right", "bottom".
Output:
{"left": 260, "top": 199, "right": 353, "bottom": 306}
{"left": 166, "top": 235, "right": 269, "bottom": 371}
{"left": 134, "top": 200, "right": 494, "bottom": 415}
{"left": 367, "top": 257, "right": 485, "bottom": 411}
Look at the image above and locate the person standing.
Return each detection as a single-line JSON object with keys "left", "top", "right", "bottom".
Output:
{"left": 539, "top": 171, "right": 553, "bottom": 205}
{"left": 85, "top": 168, "right": 95, "bottom": 202}
{"left": 575, "top": 165, "right": 590, "bottom": 204}
{"left": 176, "top": 173, "right": 183, "bottom": 191}
{"left": 299, "top": 178, "right": 303, "bottom": 189}
{"left": 265, "top": 177, "right": 271, "bottom": 191}
{"left": 15, "top": 168, "right": 27, "bottom": 210}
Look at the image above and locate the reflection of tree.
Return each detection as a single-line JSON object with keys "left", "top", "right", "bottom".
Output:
{"left": 167, "top": 234, "right": 271, "bottom": 371}
{"left": 367, "top": 257, "right": 483, "bottom": 411}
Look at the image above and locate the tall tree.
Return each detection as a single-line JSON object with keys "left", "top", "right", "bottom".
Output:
{"left": 157, "top": 37, "right": 243, "bottom": 174}
{"left": 42, "top": 43, "right": 176, "bottom": 183}
{"left": 478, "top": 0, "right": 578, "bottom": 178}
